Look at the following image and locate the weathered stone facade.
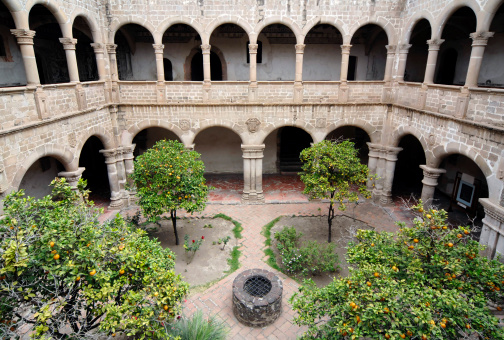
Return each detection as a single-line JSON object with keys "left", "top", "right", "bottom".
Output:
{"left": 1, "top": 0, "right": 504, "bottom": 257}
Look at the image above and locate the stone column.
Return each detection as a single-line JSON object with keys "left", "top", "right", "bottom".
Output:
{"left": 384, "top": 45, "right": 396, "bottom": 83}
{"left": 423, "top": 39, "right": 444, "bottom": 84}
{"left": 123, "top": 144, "right": 137, "bottom": 202}
{"left": 380, "top": 146, "right": 403, "bottom": 204}
{"left": 366, "top": 143, "right": 381, "bottom": 190}
{"left": 248, "top": 43, "right": 258, "bottom": 101}
{"left": 479, "top": 198, "right": 504, "bottom": 259}
{"left": 106, "top": 44, "right": 119, "bottom": 102}
{"left": 153, "top": 44, "right": 165, "bottom": 82}
{"left": 91, "top": 43, "right": 107, "bottom": 81}
{"left": 396, "top": 44, "right": 412, "bottom": 82}
{"left": 10, "top": 29, "right": 39, "bottom": 85}
{"left": 115, "top": 147, "right": 128, "bottom": 200}
{"left": 99, "top": 149, "right": 123, "bottom": 209}
{"left": 419, "top": 165, "right": 446, "bottom": 205}
{"left": 58, "top": 168, "right": 85, "bottom": 192}
{"left": 59, "top": 38, "right": 80, "bottom": 82}
{"left": 465, "top": 32, "right": 494, "bottom": 88}
{"left": 294, "top": 44, "right": 305, "bottom": 102}
{"left": 339, "top": 44, "right": 352, "bottom": 103}
{"left": 241, "top": 144, "right": 265, "bottom": 203}
{"left": 201, "top": 44, "right": 211, "bottom": 83}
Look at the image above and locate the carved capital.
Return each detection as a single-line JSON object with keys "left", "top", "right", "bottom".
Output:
{"left": 246, "top": 118, "right": 261, "bottom": 133}
{"left": 295, "top": 44, "right": 305, "bottom": 53}
{"left": 106, "top": 44, "right": 118, "bottom": 54}
{"left": 420, "top": 165, "right": 446, "bottom": 180}
{"left": 470, "top": 31, "right": 494, "bottom": 46}
{"left": 248, "top": 43, "right": 258, "bottom": 53}
{"left": 152, "top": 44, "right": 165, "bottom": 53}
{"left": 58, "top": 167, "right": 85, "bottom": 185}
{"left": 341, "top": 44, "right": 352, "bottom": 54}
{"left": 385, "top": 45, "right": 396, "bottom": 54}
{"left": 480, "top": 198, "right": 504, "bottom": 224}
{"left": 100, "top": 149, "right": 117, "bottom": 162}
{"left": 90, "top": 42, "right": 104, "bottom": 54}
{"left": 427, "top": 39, "right": 445, "bottom": 50}
{"left": 10, "top": 29, "right": 36, "bottom": 45}
{"left": 59, "top": 38, "right": 77, "bottom": 50}
{"left": 200, "top": 44, "right": 211, "bottom": 53}
{"left": 241, "top": 144, "right": 265, "bottom": 158}
{"left": 399, "top": 43, "right": 412, "bottom": 53}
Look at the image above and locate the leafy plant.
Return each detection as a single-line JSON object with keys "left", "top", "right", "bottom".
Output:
{"left": 0, "top": 178, "right": 188, "bottom": 339}
{"left": 300, "top": 140, "right": 373, "bottom": 242}
{"left": 217, "top": 236, "right": 231, "bottom": 250}
{"left": 167, "top": 310, "right": 228, "bottom": 340}
{"left": 290, "top": 202, "right": 504, "bottom": 340}
{"left": 131, "top": 139, "right": 211, "bottom": 245}
{"left": 183, "top": 234, "right": 204, "bottom": 264}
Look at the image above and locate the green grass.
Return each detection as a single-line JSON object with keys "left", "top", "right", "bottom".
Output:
{"left": 167, "top": 310, "right": 228, "bottom": 340}
{"left": 213, "top": 213, "right": 243, "bottom": 239}
{"left": 226, "top": 246, "right": 241, "bottom": 273}
{"left": 261, "top": 217, "right": 281, "bottom": 270}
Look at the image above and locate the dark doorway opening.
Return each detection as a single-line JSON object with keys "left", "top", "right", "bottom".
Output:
{"left": 132, "top": 127, "right": 180, "bottom": 158}
{"left": 190, "top": 50, "right": 222, "bottom": 81}
{"left": 278, "top": 127, "right": 312, "bottom": 172}
{"left": 392, "top": 135, "right": 426, "bottom": 198}
{"left": 79, "top": 136, "right": 110, "bottom": 206}
{"left": 164, "top": 58, "right": 173, "bottom": 81}
{"left": 348, "top": 56, "right": 357, "bottom": 81}
{"left": 435, "top": 48, "right": 458, "bottom": 85}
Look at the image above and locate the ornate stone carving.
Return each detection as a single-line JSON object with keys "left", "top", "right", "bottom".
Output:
{"left": 152, "top": 44, "right": 165, "bottom": 53}
{"left": 90, "top": 43, "right": 104, "bottom": 54}
{"left": 246, "top": 118, "right": 261, "bottom": 133}
{"left": 248, "top": 44, "right": 258, "bottom": 53}
{"left": 428, "top": 134, "right": 435, "bottom": 146}
{"left": 340, "top": 44, "right": 352, "bottom": 54}
{"left": 179, "top": 119, "right": 191, "bottom": 131}
{"left": 427, "top": 39, "right": 445, "bottom": 50}
{"left": 59, "top": 38, "right": 77, "bottom": 50}
{"left": 385, "top": 45, "right": 397, "bottom": 54}
{"left": 10, "top": 29, "right": 36, "bottom": 45}
{"left": 68, "top": 132, "right": 77, "bottom": 148}
{"left": 315, "top": 118, "right": 326, "bottom": 129}
{"left": 399, "top": 44, "right": 412, "bottom": 53}
{"left": 200, "top": 44, "right": 211, "bottom": 53}
{"left": 106, "top": 44, "right": 118, "bottom": 54}
{"left": 470, "top": 31, "right": 495, "bottom": 46}
{"left": 295, "top": 44, "right": 305, "bottom": 53}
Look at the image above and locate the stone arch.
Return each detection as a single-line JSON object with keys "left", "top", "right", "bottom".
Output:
{"left": 191, "top": 123, "right": 245, "bottom": 145}
{"left": 109, "top": 16, "right": 156, "bottom": 43}
{"left": 124, "top": 119, "right": 185, "bottom": 146}
{"left": 348, "top": 18, "right": 395, "bottom": 45}
{"left": 1, "top": 0, "right": 25, "bottom": 28}
{"left": 254, "top": 17, "right": 302, "bottom": 44}
{"left": 300, "top": 17, "right": 346, "bottom": 44}
{"left": 11, "top": 145, "right": 76, "bottom": 190}
{"left": 205, "top": 16, "right": 253, "bottom": 44}
{"left": 26, "top": 0, "right": 71, "bottom": 36}
{"left": 74, "top": 127, "right": 115, "bottom": 159}
{"left": 259, "top": 122, "right": 316, "bottom": 145}
{"left": 433, "top": 0, "right": 480, "bottom": 38}
{"left": 482, "top": 0, "right": 504, "bottom": 31}
{"left": 431, "top": 142, "right": 492, "bottom": 178}
{"left": 70, "top": 12, "right": 102, "bottom": 43}
{"left": 402, "top": 12, "right": 435, "bottom": 44}
{"left": 1, "top": 0, "right": 21, "bottom": 12}
{"left": 156, "top": 18, "right": 204, "bottom": 45}
{"left": 390, "top": 125, "right": 428, "bottom": 155}
{"left": 324, "top": 119, "right": 380, "bottom": 144}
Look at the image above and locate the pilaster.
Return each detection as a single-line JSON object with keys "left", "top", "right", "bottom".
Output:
{"left": 480, "top": 198, "right": 504, "bottom": 260}
{"left": 248, "top": 43, "right": 258, "bottom": 102}
{"left": 241, "top": 144, "right": 265, "bottom": 203}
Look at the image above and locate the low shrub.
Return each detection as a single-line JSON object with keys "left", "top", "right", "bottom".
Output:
{"left": 167, "top": 310, "right": 228, "bottom": 340}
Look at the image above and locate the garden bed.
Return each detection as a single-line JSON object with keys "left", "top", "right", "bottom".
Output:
{"left": 146, "top": 215, "right": 242, "bottom": 288}
{"left": 264, "top": 215, "right": 372, "bottom": 286}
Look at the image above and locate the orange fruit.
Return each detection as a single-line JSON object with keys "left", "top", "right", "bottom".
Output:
{"left": 418, "top": 208, "right": 424, "bottom": 213}
{"left": 426, "top": 214, "right": 432, "bottom": 219}
{"left": 90, "top": 269, "right": 97, "bottom": 276}
{"left": 367, "top": 281, "right": 372, "bottom": 287}
{"left": 466, "top": 324, "right": 471, "bottom": 329}
{"left": 49, "top": 241, "right": 55, "bottom": 248}
{"left": 51, "top": 250, "right": 57, "bottom": 254}
{"left": 464, "top": 230, "right": 470, "bottom": 235}
{"left": 53, "top": 254, "right": 60, "bottom": 260}
{"left": 76, "top": 276, "right": 81, "bottom": 281}
{"left": 457, "top": 234, "right": 463, "bottom": 238}
{"left": 374, "top": 272, "right": 380, "bottom": 277}
{"left": 400, "top": 334, "right": 406, "bottom": 339}
{"left": 119, "top": 269, "right": 125, "bottom": 275}
{"left": 413, "top": 239, "right": 419, "bottom": 243}
{"left": 440, "top": 323, "right": 446, "bottom": 328}
{"left": 408, "top": 245, "right": 414, "bottom": 250}
{"left": 371, "top": 243, "right": 375, "bottom": 247}
{"left": 163, "top": 305, "right": 169, "bottom": 311}
{"left": 385, "top": 334, "right": 390, "bottom": 339}
{"left": 448, "top": 243, "right": 453, "bottom": 247}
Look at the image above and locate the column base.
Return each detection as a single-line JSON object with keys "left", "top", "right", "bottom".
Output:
{"left": 241, "top": 192, "right": 265, "bottom": 204}
{"left": 108, "top": 196, "right": 124, "bottom": 210}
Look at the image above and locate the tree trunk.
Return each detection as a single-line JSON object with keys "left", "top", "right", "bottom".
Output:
{"left": 327, "top": 201, "right": 335, "bottom": 243}
{"left": 171, "top": 210, "right": 179, "bottom": 245}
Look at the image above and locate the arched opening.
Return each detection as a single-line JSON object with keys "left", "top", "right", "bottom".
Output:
{"left": 404, "top": 19, "right": 431, "bottom": 82}
{"left": 257, "top": 24, "right": 296, "bottom": 81}
{"left": 114, "top": 24, "right": 155, "bottom": 81}
{"left": 73, "top": 16, "right": 98, "bottom": 82}
{"left": 0, "top": 1, "right": 26, "bottom": 87}
{"left": 209, "top": 23, "right": 247, "bottom": 81}
{"left": 434, "top": 7, "right": 476, "bottom": 85}
{"left": 132, "top": 127, "right": 181, "bottom": 158}
{"left": 276, "top": 127, "right": 313, "bottom": 173}
{"left": 163, "top": 24, "right": 200, "bottom": 81}
{"left": 391, "top": 135, "right": 426, "bottom": 198}
{"left": 19, "top": 157, "right": 65, "bottom": 198}
{"left": 189, "top": 49, "right": 222, "bottom": 81}
{"left": 194, "top": 127, "right": 243, "bottom": 201}
{"left": 163, "top": 58, "right": 173, "bottom": 81}
{"left": 326, "top": 126, "right": 371, "bottom": 165}
{"left": 303, "top": 24, "right": 342, "bottom": 81}
{"left": 29, "top": 5, "right": 69, "bottom": 84}
{"left": 79, "top": 136, "right": 110, "bottom": 206}
{"left": 350, "top": 24, "right": 388, "bottom": 81}
{"left": 435, "top": 154, "right": 488, "bottom": 230}
{"left": 478, "top": 4, "right": 504, "bottom": 88}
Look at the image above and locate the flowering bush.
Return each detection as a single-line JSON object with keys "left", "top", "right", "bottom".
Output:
{"left": 183, "top": 235, "right": 204, "bottom": 264}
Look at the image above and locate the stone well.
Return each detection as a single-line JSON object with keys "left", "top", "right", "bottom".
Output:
{"left": 232, "top": 268, "right": 282, "bottom": 327}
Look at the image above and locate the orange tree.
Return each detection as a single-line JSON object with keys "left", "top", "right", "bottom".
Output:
{"left": 0, "top": 178, "right": 188, "bottom": 339}
{"left": 299, "top": 140, "right": 372, "bottom": 242}
{"left": 290, "top": 202, "right": 504, "bottom": 339}
{"left": 130, "top": 139, "right": 210, "bottom": 245}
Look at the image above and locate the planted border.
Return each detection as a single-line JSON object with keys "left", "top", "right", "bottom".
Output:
{"left": 261, "top": 217, "right": 282, "bottom": 271}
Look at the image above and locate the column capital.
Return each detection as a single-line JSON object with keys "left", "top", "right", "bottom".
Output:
{"left": 152, "top": 44, "right": 165, "bottom": 53}
{"left": 480, "top": 198, "right": 504, "bottom": 225}
{"left": 470, "top": 31, "right": 494, "bottom": 46}
{"left": 399, "top": 43, "right": 412, "bottom": 53}
{"left": 122, "top": 144, "right": 136, "bottom": 157}
{"left": 420, "top": 164, "right": 446, "bottom": 179}
{"left": 59, "top": 37, "right": 77, "bottom": 50}
{"left": 10, "top": 29, "right": 36, "bottom": 44}
{"left": 201, "top": 44, "right": 211, "bottom": 53}
{"left": 248, "top": 43, "right": 258, "bottom": 54}
{"left": 241, "top": 144, "right": 265, "bottom": 158}
{"left": 295, "top": 44, "right": 306, "bottom": 53}
{"left": 58, "top": 167, "right": 85, "bottom": 185}
{"left": 90, "top": 42, "right": 104, "bottom": 53}
{"left": 100, "top": 149, "right": 117, "bottom": 162}
{"left": 106, "top": 43, "right": 118, "bottom": 54}
{"left": 341, "top": 44, "right": 352, "bottom": 54}
{"left": 383, "top": 146, "right": 403, "bottom": 161}
{"left": 427, "top": 39, "right": 444, "bottom": 50}
{"left": 385, "top": 45, "right": 397, "bottom": 54}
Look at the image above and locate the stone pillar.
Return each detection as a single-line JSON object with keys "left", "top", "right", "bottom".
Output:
{"left": 123, "top": 144, "right": 137, "bottom": 201}
{"left": 396, "top": 44, "right": 412, "bottom": 82}
{"left": 384, "top": 45, "right": 396, "bottom": 83}
{"left": 479, "top": 198, "right": 504, "bottom": 260}
{"left": 58, "top": 168, "right": 85, "bottom": 191}
{"left": 115, "top": 147, "right": 128, "bottom": 200}
{"left": 339, "top": 44, "right": 352, "bottom": 103}
{"left": 59, "top": 38, "right": 80, "bottom": 83}
{"left": 465, "top": 32, "right": 494, "bottom": 88}
{"left": 419, "top": 165, "right": 446, "bottom": 205}
{"left": 380, "top": 146, "right": 403, "bottom": 204}
{"left": 248, "top": 43, "right": 258, "bottom": 101}
{"left": 106, "top": 44, "right": 119, "bottom": 102}
{"left": 294, "top": 44, "right": 305, "bottom": 102}
{"left": 10, "top": 29, "right": 40, "bottom": 85}
{"left": 99, "top": 149, "right": 123, "bottom": 209}
{"left": 201, "top": 44, "right": 211, "bottom": 83}
{"left": 90, "top": 43, "right": 107, "bottom": 81}
{"left": 423, "top": 39, "right": 444, "bottom": 84}
{"left": 153, "top": 44, "right": 165, "bottom": 82}
{"left": 241, "top": 144, "right": 265, "bottom": 203}
{"left": 366, "top": 143, "right": 381, "bottom": 190}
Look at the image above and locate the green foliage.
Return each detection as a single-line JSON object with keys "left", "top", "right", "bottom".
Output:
{"left": 213, "top": 213, "right": 243, "bottom": 238}
{"left": 262, "top": 217, "right": 281, "bottom": 247}
{"left": 274, "top": 227, "right": 339, "bottom": 276}
{"left": 262, "top": 217, "right": 282, "bottom": 270}
{"left": 217, "top": 236, "right": 231, "bottom": 250}
{"left": 0, "top": 178, "right": 188, "bottom": 339}
{"left": 167, "top": 310, "right": 228, "bottom": 340}
{"left": 183, "top": 234, "right": 204, "bottom": 264}
{"left": 290, "top": 202, "right": 504, "bottom": 340}
{"left": 226, "top": 246, "right": 241, "bottom": 274}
